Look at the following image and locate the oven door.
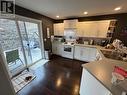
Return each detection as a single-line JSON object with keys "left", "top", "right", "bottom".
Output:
{"left": 62, "top": 45, "right": 74, "bottom": 59}
{"left": 64, "top": 46, "right": 72, "bottom": 52}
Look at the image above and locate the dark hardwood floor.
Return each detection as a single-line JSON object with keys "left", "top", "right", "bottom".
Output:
{"left": 18, "top": 55, "right": 87, "bottom": 95}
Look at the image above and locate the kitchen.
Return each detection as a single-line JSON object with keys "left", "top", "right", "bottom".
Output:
{"left": 0, "top": 0, "right": 127, "bottom": 95}
{"left": 52, "top": 19, "right": 127, "bottom": 95}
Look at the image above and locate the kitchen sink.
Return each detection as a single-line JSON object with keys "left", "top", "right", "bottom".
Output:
{"left": 101, "top": 49, "right": 126, "bottom": 61}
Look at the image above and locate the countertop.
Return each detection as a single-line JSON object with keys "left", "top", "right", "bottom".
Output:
{"left": 77, "top": 44, "right": 127, "bottom": 95}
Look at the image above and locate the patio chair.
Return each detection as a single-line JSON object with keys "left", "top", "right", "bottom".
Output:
{"left": 5, "top": 49, "right": 23, "bottom": 70}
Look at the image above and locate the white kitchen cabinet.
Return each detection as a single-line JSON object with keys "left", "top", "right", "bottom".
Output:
{"left": 52, "top": 42, "right": 63, "bottom": 55}
{"left": 77, "top": 22, "right": 89, "bottom": 37}
{"left": 76, "top": 22, "right": 84, "bottom": 37}
{"left": 52, "top": 43, "right": 57, "bottom": 54}
{"left": 84, "top": 22, "right": 98, "bottom": 37}
{"left": 77, "top": 21, "right": 98, "bottom": 37}
{"left": 74, "top": 46, "right": 81, "bottom": 60}
{"left": 88, "top": 47, "right": 97, "bottom": 61}
{"left": 74, "top": 45, "right": 97, "bottom": 62}
{"left": 54, "top": 23, "right": 64, "bottom": 36}
{"left": 81, "top": 47, "right": 97, "bottom": 62}
{"left": 64, "top": 20, "right": 78, "bottom": 29}
{"left": 81, "top": 47, "right": 90, "bottom": 61}
{"left": 57, "top": 44, "right": 63, "bottom": 55}
{"left": 80, "top": 68, "right": 111, "bottom": 95}
{"left": 97, "top": 20, "right": 110, "bottom": 38}
{"left": 77, "top": 20, "right": 110, "bottom": 38}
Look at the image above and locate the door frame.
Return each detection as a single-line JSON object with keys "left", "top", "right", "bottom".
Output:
{"left": 0, "top": 15, "right": 45, "bottom": 76}
{"left": 15, "top": 15, "right": 45, "bottom": 66}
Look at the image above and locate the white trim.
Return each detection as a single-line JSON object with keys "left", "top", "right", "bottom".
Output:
{"left": 0, "top": 15, "right": 45, "bottom": 76}
{"left": 0, "top": 14, "right": 41, "bottom": 23}
{"left": 15, "top": 15, "right": 42, "bottom": 23}
{"left": 38, "top": 22, "right": 45, "bottom": 59}
{"left": 14, "top": 15, "right": 45, "bottom": 65}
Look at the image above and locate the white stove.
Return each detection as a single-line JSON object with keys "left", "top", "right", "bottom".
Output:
{"left": 62, "top": 43, "right": 74, "bottom": 59}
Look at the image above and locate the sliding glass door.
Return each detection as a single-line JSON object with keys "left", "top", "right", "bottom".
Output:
{"left": 25, "top": 22, "right": 42, "bottom": 63}
{"left": 0, "top": 16, "right": 44, "bottom": 76}
{"left": 18, "top": 20, "right": 43, "bottom": 65}
{"left": 0, "top": 19, "right": 26, "bottom": 76}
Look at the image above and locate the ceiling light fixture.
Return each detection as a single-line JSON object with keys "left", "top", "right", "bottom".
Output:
{"left": 56, "top": 15, "right": 60, "bottom": 18}
{"left": 84, "top": 12, "right": 88, "bottom": 15}
{"left": 114, "top": 7, "right": 121, "bottom": 11}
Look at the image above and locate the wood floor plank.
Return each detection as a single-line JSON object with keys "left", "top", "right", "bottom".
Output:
{"left": 18, "top": 55, "right": 87, "bottom": 95}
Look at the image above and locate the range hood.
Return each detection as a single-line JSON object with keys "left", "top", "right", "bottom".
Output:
{"left": 64, "top": 19, "right": 78, "bottom": 42}
{"left": 64, "top": 19, "right": 78, "bottom": 29}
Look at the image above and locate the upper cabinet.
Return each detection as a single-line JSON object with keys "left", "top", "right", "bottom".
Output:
{"left": 77, "top": 20, "right": 110, "bottom": 38}
{"left": 54, "top": 23, "right": 64, "bottom": 36}
{"left": 77, "top": 21, "right": 98, "bottom": 37}
{"left": 77, "top": 22, "right": 85, "bottom": 37}
{"left": 97, "top": 20, "right": 110, "bottom": 38}
{"left": 64, "top": 19, "right": 78, "bottom": 29}
{"left": 53, "top": 20, "right": 115, "bottom": 38}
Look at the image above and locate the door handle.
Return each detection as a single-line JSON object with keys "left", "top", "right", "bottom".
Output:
{"left": 27, "top": 44, "right": 29, "bottom": 46}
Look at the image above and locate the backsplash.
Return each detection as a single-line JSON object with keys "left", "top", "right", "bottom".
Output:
{"left": 77, "top": 37, "right": 108, "bottom": 45}
{"left": 54, "top": 36, "right": 108, "bottom": 45}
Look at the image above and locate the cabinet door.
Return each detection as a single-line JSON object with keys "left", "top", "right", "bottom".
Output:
{"left": 81, "top": 47, "right": 89, "bottom": 62}
{"left": 77, "top": 21, "right": 110, "bottom": 37}
{"left": 54, "top": 24, "right": 59, "bottom": 36}
{"left": 78, "top": 22, "right": 98, "bottom": 37}
{"left": 97, "top": 20, "right": 110, "bottom": 38}
{"left": 76, "top": 22, "right": 86, "bottom": 37}
{"left": 52, "top": 43, "right": 57, "bottom": 54}
{"left": 83, "top": 22, "right": 92, "bottom": 37}
{"left": 57, "top": 44, "right": 63, "bottom": 56}
{"left": 77, "top": 22, "right": 91, "bottom": 37}
{"left": 76, "top": 22, "right": 83, "bottom": 37}
{"left": 54, "top": 23, "right": 64, "bottom": 36}
{"left": 88, "top": 47, "right": 97, "bottom": 61}
{"left": 80, "top": 69, "right": 111, "bottom": 95}
{"left": 58, "top": 23, "right": 64, "bottom": 36}
{"left": 52, "top": 42, "right": 61, "bottom": 55}
{"left": 89, "top": 21, "right": 98, "bottom": 37}
{"left": 74, "top": 46, "right": 81, "bottom": 60}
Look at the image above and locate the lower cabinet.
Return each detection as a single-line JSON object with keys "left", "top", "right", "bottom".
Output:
{"left": 88, "top": 47, "right": 97, "bottom": 61}
{"left": 52, "top": 43, "right": 57, "bottom": 54}
{"left": 74, "top": 46, "right": 97, "bottom": 62}
{"left": 52, "top": 44, "right": 99, "bottom": 62}
{"left": 52, "top": 42, "right": 63, "bottom": 56}
{"left": 80, "top": 68, "right": 112, "bottom": 95}
{"left": 80, "top": 47, "right": 90, "bottom": 62}
{"left": 74, "top": 46, "right": 81, "bottom": 60}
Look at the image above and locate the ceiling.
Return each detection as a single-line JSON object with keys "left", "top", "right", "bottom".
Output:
{"left": 16, "top": 0, "right": 127, "bottom": 19}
